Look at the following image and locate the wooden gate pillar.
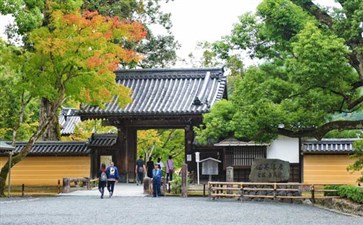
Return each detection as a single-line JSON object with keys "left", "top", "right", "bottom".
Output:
{"left": 118, "top": 127, "right": 137, "bottom": 183}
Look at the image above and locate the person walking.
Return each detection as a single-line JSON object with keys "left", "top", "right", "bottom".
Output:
{"left": 135, "top": 155, "right": 146, "bottom": 185}
{"left": 166, "top": 155, "right": 174, "bottom": 182}
{"left": 97, "top": 163, "right": 107, "bottom": 199}
{"left": 152, "top": 163, "right": 162, "bottom": 197}
{"left": 156, "top": 157, "right": 164, "bottom": 170}
{"left": 146, "top": 156, "right": 154, "bottom": 178}
{"left": 106, "top": 161, "right": 119, "bottom": 198}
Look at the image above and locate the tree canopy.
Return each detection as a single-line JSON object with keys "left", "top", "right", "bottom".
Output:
{"left": 0, "top": 0, "right": 179, "bottom": 141}
{"left": 0, "top": 3, "right": 147, "bottom": 196}
{"left": 196, "top": 0, "right": 363, "bottom": 143}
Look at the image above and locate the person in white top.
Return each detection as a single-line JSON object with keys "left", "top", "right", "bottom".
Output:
{"left": 156, "top": 157, "right": 164, "bottom": 171}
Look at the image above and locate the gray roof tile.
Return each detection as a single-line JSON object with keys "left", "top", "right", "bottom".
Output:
{"left": 59, "top": 108, "right": 81, "bottom": 135}
{"left": 79, "top": 68, "right": 226, "bottom": 118}
{"left": 302, "top": 139, "right": 358, "bottom": 153}
{"left": 88, "top": 133, "right": 117, "bottom": 147}
{"left": 2, "top": 141, "right": 89, "bottom": 156}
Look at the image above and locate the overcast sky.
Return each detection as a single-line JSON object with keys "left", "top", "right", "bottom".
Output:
{"left": 160, "top": 0, "right": 261, "bottom": 65}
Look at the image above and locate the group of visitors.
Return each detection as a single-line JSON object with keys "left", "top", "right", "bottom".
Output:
{"left": 136, "top": 155, "right": 174, "bottom": 197}
{"left": 97, "top": 161, "right": 120, "bottom": 199}
{"left": 97, "top": 155, "right": 174, "bottom": 198}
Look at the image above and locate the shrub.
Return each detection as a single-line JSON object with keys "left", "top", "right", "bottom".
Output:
{"left": 336, "top": 185, "right": 363, "bottom": 204}
{"left": 324, "top": 185, "right": 341, "bottom": 196}
{"left": 171, "top": 175, "right": 182, "bottom": 194}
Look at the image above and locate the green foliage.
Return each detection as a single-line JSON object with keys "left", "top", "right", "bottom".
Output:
{"left": 0, "top": 39, "right": 39, "bottom": 141}
{"left": 324, "top": 130, "right": 361, "bottom": 139}
{"left": 0, "top": 0, "right": 83, "bottom": 37}
{"left": 348, "top": 140, "right": 363, "bottom": 182}
{"left": 137, "top": 129, "right": 185, "bottom": 169}
{"left": 61, "top": 120, "right": 117, "bottom": 141}
{"left": 336, "top": 185, "right": 363, "bottom": 204}
{"left": 197, "top": 0, "right": 363, "bottom": 144}
{"left": 170, "top": 174, "right": 182, "bottom": 194}
{"left": 323, "top": 185, "right": 341, "bottom": 197}
{"left": 195, "top": 100, "right": 237, "bottom": 144}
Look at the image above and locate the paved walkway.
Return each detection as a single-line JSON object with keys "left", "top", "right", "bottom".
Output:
{"left": 1, "top": 184, "right": 362, "bottom": 225}
{"left": 59, "top": 183, "right": 146, "bottom": 197}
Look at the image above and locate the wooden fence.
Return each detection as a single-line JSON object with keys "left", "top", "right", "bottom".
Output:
{"left": 208, "top": 182, "right": 339, "bottom": 202}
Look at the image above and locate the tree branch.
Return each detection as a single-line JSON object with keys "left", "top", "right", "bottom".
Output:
{"left": 278, "top": 120, "right": 363, "bottom": 140}
{"left": 348, "top": 95, "right": 363, "bottom": 110}
{"left": 291, "top": 0, "right": 333, "bottom": 27}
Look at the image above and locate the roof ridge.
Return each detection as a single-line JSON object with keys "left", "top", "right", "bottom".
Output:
{"left": 10, "top": 141, "right": 87, "bottom": 145}
{"left": 115, "top": 68, "right": 224, "bottom": 80}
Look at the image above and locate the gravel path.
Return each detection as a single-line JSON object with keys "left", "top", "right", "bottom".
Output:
{"left": 1, "top": 195, "right": 362, "bottom": 225}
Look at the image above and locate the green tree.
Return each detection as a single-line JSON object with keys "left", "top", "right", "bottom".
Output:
{"left": 137, "top": 129, "right": 184, "bottom": 169}
{"left": 349, "top": 140, "right": 363, "bottom": 182}
{"left": 197, "top": 0, "right": 363, "bottom": 143}
{"left": 61, "top": 120, "right": 117, "bottom": 141}
{"left": 0, "top": 6, "right": 146, "bottom": 196}
{"left": 0, "top": 40, "right": 39, "bottom": 142}
{"left": 0, "top": 0, "right": 179, "bottom": 141}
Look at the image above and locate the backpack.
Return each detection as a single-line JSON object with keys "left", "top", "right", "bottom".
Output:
{"left": 100, "top": 171, "right": 107, "bottom": 182}
{"left": 138, "top": 166, "right": 144, "bottom": 173}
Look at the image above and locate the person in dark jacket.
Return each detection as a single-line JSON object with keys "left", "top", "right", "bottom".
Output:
{"left": 146, "top": 156, "right": 154, "bottom": 179}
{"left": 152, "top": 163, "right": 162, "bottom": 197}
{"left": 135, "top": 155, "right": 146, "bottom": 185}
{"left": 106, "top": 161, "right": 119, "bottom": 198}
{"left": 97, "top": 163, "right": 107, "bottom": 199}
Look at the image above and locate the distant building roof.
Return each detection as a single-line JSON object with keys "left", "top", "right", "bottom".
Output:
{"left": 88, "top": 133, "right": 117, "bottom": 147}
{"left": 59, "top": 108, "right": 81, "bottom": 135}
{"left": 199, "top": 157, "right": 221, "bottom": 163}
{"left": 214, "top": 137, "right": 270, "bottom": 147}
{"left": 79, "top": 68, "right": 226, "bottom": 119}
{"left": 1, "top": 141, "right": 89, "bottom": 156}
{"left": 0, "top": 140, "right": 15, "bottom": 152}
{"left": 88, "top": 134, "right": 117, "bottom": 147}
{"left": 302, "top": 139, "right": 358, "bottom": 154}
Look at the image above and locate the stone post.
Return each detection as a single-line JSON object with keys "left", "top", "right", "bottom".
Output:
{"left": 226, "top": 166, "right": 234, "bottom": 182}
{"left": 62, "top": 178, "right": 70, "bottom": 193}
{"left": 226, "top": 166, "right": 234, "bottom": 194}
{"left": 181, "top": 164, "right": 188, "bottom": 197}
{"left": 143, "top": 177, "right": 151, "bottom": 195}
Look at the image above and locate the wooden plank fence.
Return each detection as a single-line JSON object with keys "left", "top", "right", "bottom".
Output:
{"left": 208, "top": 182, "right": 339, "bottom": 202}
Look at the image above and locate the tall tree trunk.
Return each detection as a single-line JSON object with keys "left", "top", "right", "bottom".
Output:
{"left": 0, "top": 96, "right": 65, "bottom": 196}
{"left": 40, "top": 97, "right": 61, "bottom": 141}
{"left": 0, "top": 118, "right": 51, "bottom": 196}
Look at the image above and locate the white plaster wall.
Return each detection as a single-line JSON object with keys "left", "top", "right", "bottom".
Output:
{"left": 266, "top": 136, "right": 299, "bottom": 163}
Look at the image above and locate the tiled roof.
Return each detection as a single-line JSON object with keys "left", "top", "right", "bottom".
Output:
{"left": 88, "top": 133, "right": 117, "bottom": 147}
{"left": 79, "top": 68, "right": 226, "bottom": 118}
{"left": 2, "top": 141, "right": 90, "bottom": 156}
{"left": 301, "top": 139, "right": 358, "bottom": 154}
{"left": 59, "top": 108, "right": 81, "bottom": 135}
{"left": 214, "top": 137, "right": 270, "bottom": 147}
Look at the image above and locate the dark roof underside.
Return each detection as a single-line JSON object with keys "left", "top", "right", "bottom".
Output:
{"left": 79, "top": 68, "right": 226, "bottom": 119}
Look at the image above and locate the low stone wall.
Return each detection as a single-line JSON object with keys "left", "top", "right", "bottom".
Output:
{"left": 241, "top": 184, "right": 302, "bottom": 201}
{"left": 316, "top": 198, "right": 363, "bottom": 216}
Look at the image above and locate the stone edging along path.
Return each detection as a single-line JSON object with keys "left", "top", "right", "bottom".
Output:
{"left": 316, "top": 198, "right": 363, "bottom": 217}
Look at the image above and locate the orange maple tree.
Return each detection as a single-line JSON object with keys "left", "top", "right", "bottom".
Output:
{"left": 0, "top": 7, "right": 147, "bottom": 196}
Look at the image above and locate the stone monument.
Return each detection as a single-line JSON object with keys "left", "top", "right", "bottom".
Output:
{"left": 249, "top": 159, "right": 290, "bottom": 182}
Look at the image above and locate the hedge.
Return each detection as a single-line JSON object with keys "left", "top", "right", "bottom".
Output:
{"left": 336, "top": 185, "right": 363, "bottom": 204}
